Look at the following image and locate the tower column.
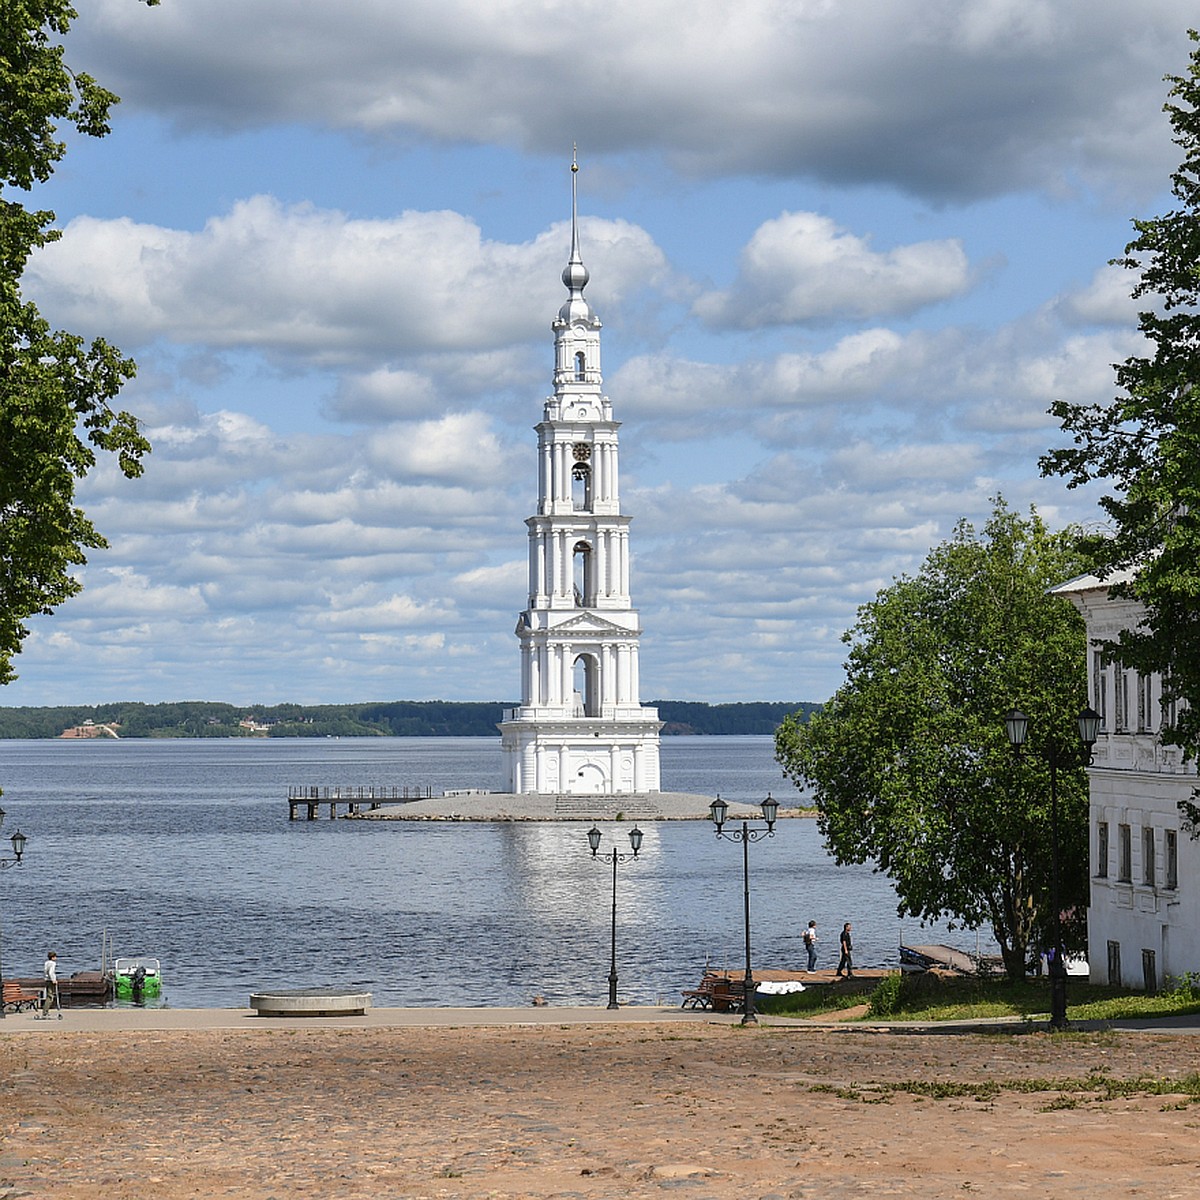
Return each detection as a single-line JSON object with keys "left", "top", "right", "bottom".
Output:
{"left": 558, "top": 442, "right": 570, "bottom": 504}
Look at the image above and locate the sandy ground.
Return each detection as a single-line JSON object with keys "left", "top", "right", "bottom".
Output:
{"left": 2, "top": 1013, "right": 1200, "bottom": 1199}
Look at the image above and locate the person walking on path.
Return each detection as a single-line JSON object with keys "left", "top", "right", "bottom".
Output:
{"left": 802, "top": 921, "right": 818, "bottom": 971}
{"left": 41, "top": 951, "right": 58, "bottom": 1016}
{"left": 836, "top": 923, "right": 854, "bottom": 978}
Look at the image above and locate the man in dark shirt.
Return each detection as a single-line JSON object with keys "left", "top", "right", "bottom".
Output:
{"left": 836, "top": 923, "right": 854, "bottom": 978}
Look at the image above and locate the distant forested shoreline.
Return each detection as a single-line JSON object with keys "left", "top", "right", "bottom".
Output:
{"left": 0, "top": 699, "right": 819, "bottom": 740}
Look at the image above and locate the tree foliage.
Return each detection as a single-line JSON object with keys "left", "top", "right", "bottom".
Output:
{"left": 775, "top": 501, "right": 1088, "bottom": 979}
{"left": 0, "top": 1, "right": 155, "bottom": 685}
{"left": 0, "top": 697, "right": 816, "bottom": 738}
{"left": 1041, "top": 29, "right": 1200, "bottom": 757}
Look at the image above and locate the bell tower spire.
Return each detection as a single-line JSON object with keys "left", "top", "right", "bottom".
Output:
{"left": 563, "top": 146, "right": 588, "bottom": 301}
{"left": 498, "top": 153, "right": 662, "bottom": 798}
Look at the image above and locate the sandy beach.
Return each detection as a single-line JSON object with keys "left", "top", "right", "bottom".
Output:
{"left": 2, "top": 1007, "right": 1198, "bottom": 1198}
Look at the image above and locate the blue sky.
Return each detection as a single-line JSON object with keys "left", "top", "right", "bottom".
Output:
{"left": 5, "top": 1, "right": 1195, "bottom": 707}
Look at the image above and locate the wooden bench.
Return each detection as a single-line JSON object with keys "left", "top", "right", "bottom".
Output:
{"left": 2, "top": 980, "right": 42, "bottom": 1013}
{"left": 681, "top": 974, "right": 747, "bottom": 1013}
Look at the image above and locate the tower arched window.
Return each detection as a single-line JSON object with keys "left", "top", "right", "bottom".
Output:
{"left": 575, "top": 351, "right": 586, "bottom": 380}
{"left": 573, "top": 653, "right": 600, "bottom": 717}
{"left": 572, "top": 463, "right": 592, "bottom": 512}
{"left": 573, "top": 540, "right": 594, "bottom": 607}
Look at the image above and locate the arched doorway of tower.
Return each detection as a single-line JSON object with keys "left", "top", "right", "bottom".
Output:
{"left": 574, "top": 761, "right": 607, "bottom": 793}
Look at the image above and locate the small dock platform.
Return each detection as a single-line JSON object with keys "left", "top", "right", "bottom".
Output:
{"left": 901, "top": 944, "right": 1001, "bottom": 974}
{"left": 287, "top": 786, "right": 436, "bottom": 820}
{"left": 8, "top": 971, "right": 112, "bottom": 1005}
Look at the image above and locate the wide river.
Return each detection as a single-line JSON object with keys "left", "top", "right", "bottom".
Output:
{"left": 0, "top": 736, "right": 992, "bottom": 1008}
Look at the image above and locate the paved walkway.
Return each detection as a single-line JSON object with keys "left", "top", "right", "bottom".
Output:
{"left": 2, "top": 1002, "right": 1197, "bottom": 1034}
{"left": 0, "top": 1004, "right": 745, "bottom": 1033}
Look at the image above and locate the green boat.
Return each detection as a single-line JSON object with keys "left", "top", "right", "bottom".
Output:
{"left": 113, "top": 957, "right": 162, "bottom": 1001}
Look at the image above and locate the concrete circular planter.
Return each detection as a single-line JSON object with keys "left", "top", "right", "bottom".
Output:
{"left": 249, "top": 987, "right": 372, "bottom": 1017}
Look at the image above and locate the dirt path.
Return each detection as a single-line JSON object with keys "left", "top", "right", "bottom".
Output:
{"left": 2, "top": 1021, "right": 1198, "bottom": 1198}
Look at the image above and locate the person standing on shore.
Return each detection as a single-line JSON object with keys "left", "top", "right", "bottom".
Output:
{"left": 802, "top": 921, "right": 818, "bottom": 971}
{"left": 836, "top": 923, "right": 854, "bottom": 978}
{"left": 41, "top": 951, "right": 58, "bottom": 1015}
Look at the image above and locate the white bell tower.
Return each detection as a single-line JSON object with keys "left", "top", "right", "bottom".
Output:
{"left": 499, "top": 155, "right": 662, "bottom": 795}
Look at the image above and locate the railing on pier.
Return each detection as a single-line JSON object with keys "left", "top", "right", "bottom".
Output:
{"left": 286, "top": 785, "right": 434, "bottom": 821}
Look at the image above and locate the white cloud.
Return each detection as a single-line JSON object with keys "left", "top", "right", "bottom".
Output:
{"left": 27, "top": 200, "right": 670, "bottom": 365}
{"left": 310, "top": 593, "right": 446, "bottom": 632}
{"left": 365, "top": 411, "right": 514, "bottom": 485}
{"left": 694, "top": 212, "right": 971, "bottom": 328}
{"left": 612, "top": 329, "right": 927, "bottom": 423}
{"left": 327, "top": 368, "right": 440, "bottom": 422}
{"left": 64, "top": 566, "right": 207, "bottom": 619}
{"left": 80, "top": 0, "right": 1193, "bottom": 200}
{"left": 1057, "top": 263, "right": 1140, "bottom": 326}
{"left": 826, "top": 441, "right": 985, "bottom": 489}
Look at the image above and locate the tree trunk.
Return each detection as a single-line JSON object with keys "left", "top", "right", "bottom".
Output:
{"left": 999, "top": 940, "right": 1027, "bottom": 981}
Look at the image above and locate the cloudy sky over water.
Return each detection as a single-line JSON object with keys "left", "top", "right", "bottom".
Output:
{"left": 7, "top": 1, "right": 1195, "bottom": 707}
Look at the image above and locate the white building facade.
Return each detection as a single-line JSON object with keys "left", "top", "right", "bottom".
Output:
{"left": 1055, "top": 572, "right": 1200, "bottom": 990}
{"left": 498, "top": 163, "right": 661, "bottom": 795}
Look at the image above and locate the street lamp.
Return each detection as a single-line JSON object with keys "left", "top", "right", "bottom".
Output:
{"left": 586, "top": 824, "right": 644, "bottom": 1009}
{"left": 1003, "top": 707, "right": 1100, "bottom": 1031}
{"left": 0, "top": 808, "right": 29, "bottom": 1022}
{"left": 710, "top": 793, "right": 779, "bottom": 1025}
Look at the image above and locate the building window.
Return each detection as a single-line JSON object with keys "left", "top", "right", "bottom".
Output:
{"left": 1097, "top": 821, "right": 1109, "bottom": 878}
{"left": 1114, "top": 662, "right": 1128, "bottom": 732}
{"left": 1093, "top": 650, "right": 1108, "bottom": 730}
{"left": 1162, "top": 671, "right": 1177, "bottom": 730}
{"left": 1143, "top": 826, "right": 1156, "bottom": 887}
{"left": 1118, "top": 824, "right": 1132, "bottom": 882}
{"left": 1107, "top": 940, "right": 1121, "bottom": 986}
{"left": 1166, "top": 829, "right": 1178, "bottom": 890}
{"left": 1137, "top": 673, "right": 1155, "bottom": 732}
{"left": 574, "top": 351, "right": 586, "bottom": 380}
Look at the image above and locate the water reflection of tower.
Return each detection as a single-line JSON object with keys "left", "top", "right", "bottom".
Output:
{"left": 498, "top": 154, "right": 662, "bottom": 798}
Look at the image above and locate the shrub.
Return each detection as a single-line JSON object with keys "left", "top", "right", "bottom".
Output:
{"left": 867, "top": 972, "right": 905, "bottom": 1017}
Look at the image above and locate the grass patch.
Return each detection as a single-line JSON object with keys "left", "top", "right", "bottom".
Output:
{"left": 813, "top": 1072, "right": 1200, "bottom": 1107}
{"left": 757, "top": 969, "right": 1200, "bottom": 1024}
{"left": 754, "top": 985, "right": 872, "bottom": 1017}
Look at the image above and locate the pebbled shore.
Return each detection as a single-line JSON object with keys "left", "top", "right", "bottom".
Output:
{"left": 1, "top": 1014, "right": 1197, "bottom": 1198}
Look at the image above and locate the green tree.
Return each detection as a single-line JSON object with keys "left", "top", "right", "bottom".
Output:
{"left": 774, "top": 500, "right": 1088, "bottom": 979}
{"left": 0, "top": 1, "right": 155, "bottom": 686}
{"left": 1041, "top": 29, "right": 1200, "bottom": 758}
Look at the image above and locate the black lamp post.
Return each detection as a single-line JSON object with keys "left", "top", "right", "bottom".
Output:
{"left": 710, "top": 793, "right": 779, "bottom": 1025}
{"left": 1003, "top": 707, "right": 1100, "bottom": 1032}
{"left": 587, "top": 824, "right": 644, "bottom": 1009}
{"left": 0, "top": 808, "right": 29, "bottom": 1022}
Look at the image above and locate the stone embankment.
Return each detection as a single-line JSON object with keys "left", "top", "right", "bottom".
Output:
{"left": 353, "top": 791, "right": 816, "bottom": 820}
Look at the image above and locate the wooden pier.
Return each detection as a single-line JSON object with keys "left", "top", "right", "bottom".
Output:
{"left": 287, "top": 785, "right": 434, "bottom": 821}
